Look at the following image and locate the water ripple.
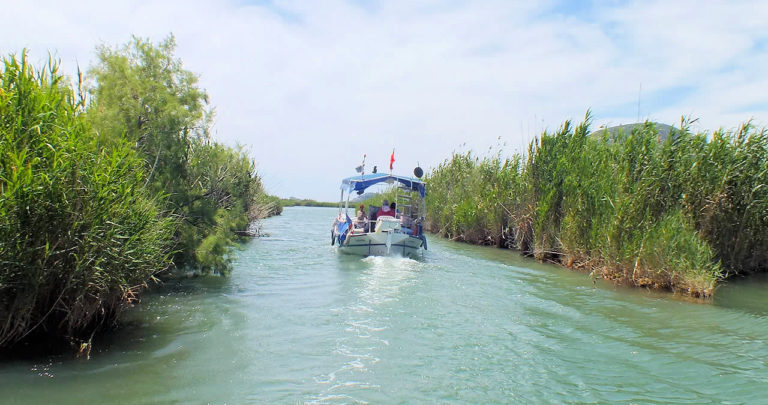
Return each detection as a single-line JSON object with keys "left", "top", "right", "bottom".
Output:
{"left": 4, "top": 208, "right": 768, "bottom": 404}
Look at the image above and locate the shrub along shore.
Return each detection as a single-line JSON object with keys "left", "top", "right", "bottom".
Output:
{"left": 426, "top": 113, "right": 768, "bottom": 298}
{"left": 280, "top": 198, "right": 337, "bottom": 208}
{"left": 0, "top": 36, "right": 278, "bottom": 350}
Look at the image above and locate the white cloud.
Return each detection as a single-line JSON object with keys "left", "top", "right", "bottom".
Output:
{"left": 1, "top": 0, "right": 766, "bottom": 200}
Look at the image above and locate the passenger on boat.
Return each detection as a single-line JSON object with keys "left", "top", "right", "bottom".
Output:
{"left": 389, "top": 202, "right": 400, "bottom": 216}
{"left": 378, "top": 199, "right": 394, "bottom": 218}
{"left": 356, "top": 204, "right": 368, "bottom": 231}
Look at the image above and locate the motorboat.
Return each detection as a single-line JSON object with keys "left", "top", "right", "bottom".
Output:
{"left": 331, "top": 172, "right": 427, "bottom": 258}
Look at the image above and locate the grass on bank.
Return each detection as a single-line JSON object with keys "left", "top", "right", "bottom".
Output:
{"left": 426, "top": 113, "right": 768, "bottom": 297}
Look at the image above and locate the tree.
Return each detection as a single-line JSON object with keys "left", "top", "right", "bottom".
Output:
{"left": 88, "top": 35, "right": 264, "bottom": 274}
{"left": 88, "top": 34, "right": 209, "bottom": 199}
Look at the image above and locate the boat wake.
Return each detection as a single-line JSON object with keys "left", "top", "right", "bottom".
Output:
{"left": 358, "top": 256, "right": 422, "bottom": 306}
{"left": 360, "top": 255, "right": 423, "bottom": 272}
{"left": 309, "top": 256, "right": 424, "bottom": 403}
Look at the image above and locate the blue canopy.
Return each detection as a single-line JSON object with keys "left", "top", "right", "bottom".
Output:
{"left": 341, "top": 173, "right": 426, "bottom": 198}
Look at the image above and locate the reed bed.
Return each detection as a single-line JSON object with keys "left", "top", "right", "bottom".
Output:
{"left": 426, "top": 113, "right": 768, "bottom": 297}
{"left": 1, "top": 39, "right": 278, "bottom": 349}
{"left": 0, "top": 53, "right": 174, "bottom": 346}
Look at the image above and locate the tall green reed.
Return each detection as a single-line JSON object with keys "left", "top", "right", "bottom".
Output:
{"left": 0, "top": 52, "right": 174, "bottom": 346}
{"left": 426, "top": 113, "right": 767, "bottom": 296}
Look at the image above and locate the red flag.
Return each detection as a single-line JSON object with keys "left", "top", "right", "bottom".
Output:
{"left": 389, "top": 149, "right": 395, "bottom": 171}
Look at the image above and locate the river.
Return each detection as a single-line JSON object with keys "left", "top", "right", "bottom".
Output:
{"left": 1, "top": 207, "right": 767, "bottom": 403}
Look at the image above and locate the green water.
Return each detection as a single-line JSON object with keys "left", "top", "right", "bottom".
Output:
{"left": 1, "top": 207, "right": 767, "bottom": 403}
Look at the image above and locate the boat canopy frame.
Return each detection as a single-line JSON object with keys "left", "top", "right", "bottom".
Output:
{"left": 340, "top": 173, "right": 426, "bottom": 199}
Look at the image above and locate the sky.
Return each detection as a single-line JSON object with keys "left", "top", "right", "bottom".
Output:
{"left": 2, "top": 0, "right": 767, "bottom": 201}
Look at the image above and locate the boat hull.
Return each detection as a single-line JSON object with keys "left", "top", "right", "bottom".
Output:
{"left": 339, "top": 231, "right": 425, "bottom": 258}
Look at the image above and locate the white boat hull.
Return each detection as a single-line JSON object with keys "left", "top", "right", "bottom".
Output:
{"left": 339, "top": 231, "right": 425, "bottom": 258}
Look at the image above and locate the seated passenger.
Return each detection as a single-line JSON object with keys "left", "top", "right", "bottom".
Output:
{"left": 389, "top": 202, "right": 400, "bottom": 216}
{"left": 378, "top": 199, "right": 394, "bottom": 218}
{"left": 355, "top": 204, "right": 368, "bottom": 230}
{"left": 356, "top": 204, "right": 367, "bottom": 221}
{"left": 368, "top": 205, "right": 380, "bottom": 222}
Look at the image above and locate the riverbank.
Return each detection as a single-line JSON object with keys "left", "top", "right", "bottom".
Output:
{"left": 280, "top": 198, "right": 337, "bottom": 208}
{"left": 425, "top": 115, "right": 768, "bottom": 298}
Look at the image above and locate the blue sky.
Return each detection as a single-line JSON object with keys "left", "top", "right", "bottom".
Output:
{"left": 2, "top": 0, "right": 767, "bottom": 201}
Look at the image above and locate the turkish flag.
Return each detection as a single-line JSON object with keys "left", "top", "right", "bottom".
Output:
{"left": 389, "top": 150, "right": 395, "bottom": 171}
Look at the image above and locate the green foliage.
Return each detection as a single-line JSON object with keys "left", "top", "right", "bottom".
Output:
{"left": 427, "top": 113, "right": 768, "bottom": 296}
{"left": 426, "top": 152, "right": 515, "bottom": 246}
{"left": 637, "top": 210, "right": 718, "bottom": 291}
{"left": 87, "top": 35, "right": 208, "bottom": 178}
{"left": 280, "top": 198, "right": 335, "bottom": 208}
{"left": 1, "top": 36, "right": 277, "bottom": 347}
{"left": 363, "top": 187, "right": 398, "bottom": 210}
{"left": 87, "top": 35, "right": 267, "bottom": 274}
{"left": 0, "top": 52, "right": 174, "bottom": 346}
{"left": 255, "top": 193, "right": 283, "bottom": 216}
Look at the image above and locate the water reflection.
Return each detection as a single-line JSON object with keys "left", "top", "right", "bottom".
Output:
{"left": 713, "top": 273, "right": 768, "bottom": 319}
